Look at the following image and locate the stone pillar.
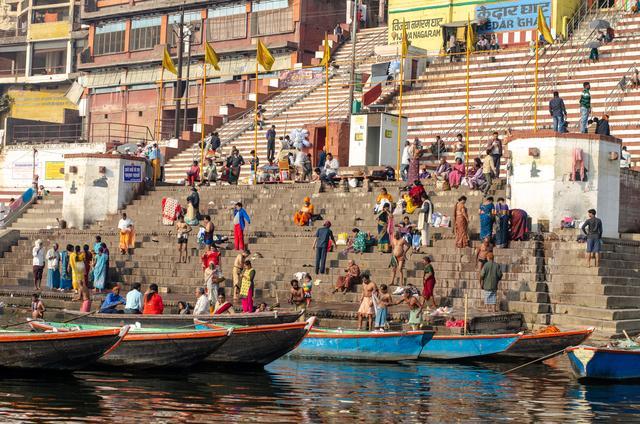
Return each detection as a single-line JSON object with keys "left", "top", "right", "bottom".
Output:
{"left": 62, "top": 154, "right": 147, "bottom": 229}
{"left": 508, "top": 131, "right": 621, "bottom": 238}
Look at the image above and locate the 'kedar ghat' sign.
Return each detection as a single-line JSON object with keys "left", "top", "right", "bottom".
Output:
{"left": 388, "top": 0, "right": 552, "bottom": 53}
{"left": 476, "top": 0, "right": 551, "bottom": 33}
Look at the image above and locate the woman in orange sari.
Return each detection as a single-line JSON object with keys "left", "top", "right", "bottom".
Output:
{"left": 293, "top": 197, "right": 314, "bottom": 226}
{"left": 453, "top": 196, "right": 469, "bottom": 248}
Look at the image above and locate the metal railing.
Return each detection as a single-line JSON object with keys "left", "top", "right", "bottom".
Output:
{"left": 90, "top": 122, "right": 154, "bottom": 145}
{"left": 0, "top": 187, "right": 36, "bottom": 229}
{"left": 480, "top": 73, "right": 515, "bottom": 128}
{"left": 604, "top": 65, "right": 637, "bottom": 114}
{"left": 10, "top": 123, "right": 83, "bottom": 144}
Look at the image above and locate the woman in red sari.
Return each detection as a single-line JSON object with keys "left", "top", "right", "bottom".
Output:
{"left": 143, "top": 283, "right": 164, "bottom": 314}
{"left": 448, "top": 157, "right": 466, "bottom": 188}
{"left": 510, "top": 209, "right": 529, "bottom": 241}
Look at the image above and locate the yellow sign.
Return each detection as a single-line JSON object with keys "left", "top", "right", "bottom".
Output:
{"left": 28, "top": 21, "right": 71, "bottom": 41}
{"left": 355, "top": 133, "right": 364, "bottom": 141}
{"left": 9, "top": 88, "right": 77, "bottom": 123}
{"left": 45, "top": 161, "right": 65, "bottom": 180}
{"left": 384, "top": 129, "right": 393, "bottom": 138}
{"left": 388, "top": 0, "right": 450, "bottom": 53}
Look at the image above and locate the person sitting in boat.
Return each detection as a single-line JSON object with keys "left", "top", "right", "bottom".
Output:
{"left": 99, "top": 285, "right": 125, "bottom": 314}
{"left": 177, "top": 301, "right": 191, "bottom": 315}
{"left": 213, "top": 292, "right": 234, "bottom": 315}
{"left": 293, "top": 197, "right": 315, "bottom": 226}
{"left": 143, "top": 283, "right": 164, "bottom": 315}
{"left": 31, "top": 293, "right": 45, "bottom": 319}
{"left": 257, "top": 302, "right": 269, "bottom": 312}
{"left": 124, "top": 283, "right": 143, "bottom": 314}
{"left": 193, "top": 287, "right": 210, "bottom": 316}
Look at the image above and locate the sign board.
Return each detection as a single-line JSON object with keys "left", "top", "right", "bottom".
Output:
{"left": 45, "top": 161, "right": 65, "bottom": 180}
{"left": 476, "top": 1, "right": 551, "bottom": 33}
{"left": 123, "top": 164, "right": 142, "bottom": 183}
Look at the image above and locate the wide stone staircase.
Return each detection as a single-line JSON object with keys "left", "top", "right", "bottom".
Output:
{"left": 384, "top": 7, "right": 640, "bottom": 167}
{"left": 1, "top": 180, "right": 639, "bottom": 338}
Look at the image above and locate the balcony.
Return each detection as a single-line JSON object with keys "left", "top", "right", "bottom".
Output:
{"left": 0, "top": 27, "right": 27, "bottom": 45}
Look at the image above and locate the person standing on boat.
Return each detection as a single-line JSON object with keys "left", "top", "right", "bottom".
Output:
{"left": 357, "top": 274, "right": 378, "bottom": 331}
{"left": 99, "top": 285, "right": 125, "bottom": 314}
{"left": 193, "top": 287, "right": 210, "bottom": 315}
{"left": 124, "top": 283, "right": 143, "bottom": 314}
{"left": 480, "top": 252, "right": 502, "bottom": 313}
{"left": 32, "top": 239, "right": 45, "bottom": 291}
{"left": 374, "top": 284, "right": 392, "bottom": 331}
{"left": 143, "top": 283, "right": 164, "bottom": 315}
{"left": 45, "top": 243, "right": 60, "bottom": 290}
{"left": 232, "top": 202, "right": 251, "bottom": 251}
{"left": 240, "top": 260, "right": 256, "bottom": 313}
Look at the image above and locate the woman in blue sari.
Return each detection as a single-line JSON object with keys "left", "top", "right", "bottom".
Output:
{"left": 479, "top": 197, "right": 495, "bottom": 241}
{"left": 495, "top": 197, "right": 510, "bottom": 247}
{"left": 92, "top": 247, "right": 109, "bottom": 292}
{"left": 59, "top": 244, "right": 73, "bottom": 291}
{"left": 377, "top": 204, "right": 392, "bottom": 253}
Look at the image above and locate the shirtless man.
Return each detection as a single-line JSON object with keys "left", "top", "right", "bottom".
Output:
{"left": 175, "top": 215, "right": 192, "bottom": 263}
{"left": 390, "top": 231, "right": 409, "bottom": 286}
{"left": 232, "top": 249, "right": 250, "bottom": 301}
{"left": 476, "top": 237, "right": 494, "bottom": 284}
{"left": 357, "top": 274, "right": 378, "bottom": 331}
{"left": 288, "top": 279, "right": 305, "bottom": 311}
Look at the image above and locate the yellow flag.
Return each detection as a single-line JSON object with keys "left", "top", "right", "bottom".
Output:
{"left": 319, "top": 33, "right": 330, "bottom": 67}
{"left": 466, "top": 17, "right": 474, "bottom": 52}
{"left": 162, "top": 47, "right": 177, "bottom": 75}
{"left": 537, "top": 6, "right": 554, "bottom": 44}
{"left": 256, "top": 40, "right": 275, "bottom": 71}
{"left": 401, "top": 21, "right": 408, "bottom": 57}
{"left": 204, "top": 41, "right": 220, "bottom": 71}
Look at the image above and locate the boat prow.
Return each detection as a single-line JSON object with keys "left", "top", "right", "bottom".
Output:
{"left": 566, "top": 344, "right": 640, "bottom": 381}
{"left": 495, "top": 327, "right": 595, "bottom": 360}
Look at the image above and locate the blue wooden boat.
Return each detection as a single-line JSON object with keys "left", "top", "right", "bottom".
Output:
{"left": 566, "top": 345, "right": 640, "bottom": 381}
{"left": 289, "top": 329, "right": 434, "bottom": 362}
{"left": 420, "top": 333, "right": 521, "bottom": 360}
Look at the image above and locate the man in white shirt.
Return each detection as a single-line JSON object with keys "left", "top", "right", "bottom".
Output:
{"left": 621, "top": 146, "right": 632, "bottom": 168}
{"left": 193, "top": 287, "right": 210, "bottom": 315}
{"left": 32, "top": 239, "right": 45, "bottom": 290}
{"left": 294, "top": 148, "right": 306, "bottom": 180}
{"left": 46, "top": 243, "right": 60, "bottom": 290}
{"left": 124, "top": 283, "right": 143, "bottom": 314}
{"left": 401, "top": 141, "right": 410, "bottom": 181}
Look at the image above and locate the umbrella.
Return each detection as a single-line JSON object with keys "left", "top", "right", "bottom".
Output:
{"left": 587, "top": 41, "right": 602, "bottom": 49}
{"left": 589, "top": 19, "right": 610, "bottom": 29}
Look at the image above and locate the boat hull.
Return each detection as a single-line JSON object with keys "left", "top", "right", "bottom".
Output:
{"left": 567, "top": 345, "right": 640, "bottom": 381}
{"left": 495, "top": 329, "right": 594, "bottom": 360}
{"left": 290, "top": 330, "right": 434, "bottom": 362}
{"left": 420, "top": 334, "right": 520, "bottom": 360}
{"left": 196, "top": 318, "right": 315, "bottom": 366}
{"left": 62, "top": 309, "right": 302, "bottom": 327}
{"left": 30, "top": 321, "right": 231, "bottom": 369}
{"left": 0, "top": 328, "right": 125, "bottom": 370}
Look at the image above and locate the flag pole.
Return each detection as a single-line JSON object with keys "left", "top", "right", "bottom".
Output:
{"left": 199, "top": 62, "right": 207, "bottom": 176}
{"left": 254, "top": 58, "right": 259, "bottom": 185}
{"left": 156, "top": 67, "right": 164, "bottom": 141}
{"left": 465, "top": 22, "right": 471, "bottom": 170}
{"left": 396, "top": 29, "right": 404, "bottom": 180}
{"left": 325, "top": 32, "right": 330, "bottom": 155}
{"left": 534, "top": 37, "right": 539, "bottom": 131}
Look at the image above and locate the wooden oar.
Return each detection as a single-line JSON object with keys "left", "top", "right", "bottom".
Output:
{"left": 2, "top": 309, "right": 99, "bottom": 330}
{"left": 500, "top": 348, "right": 568, "bottom": 375}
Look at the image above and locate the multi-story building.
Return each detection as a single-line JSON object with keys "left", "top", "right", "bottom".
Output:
{"left": 78, "top": 0, "right": 347, "bottom": 140}
{"left": 0, "top": 0, "right": 83, "bottom": 126}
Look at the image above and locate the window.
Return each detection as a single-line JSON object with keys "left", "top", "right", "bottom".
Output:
{"left": 207, "top": 3, "right": 246, "bottom": 42}
{"left": 31, "top": 48, "right": 67, "bottom": 75}
{"left": 168, "top": 11, "right": 202, "bottom": 46}
{"left": 252, "top": 0, "right": 288, "bottom": 12}
{"left": 251, "top": 2, "right": 293, "bottom": 37}
{"left": 31, "top": 7, "right": 70, "bottom": 23}
{"left": 130, "top": 16, "right": 161, "bottom": 51}
{"left": 94, "top": 21, "right": 125, "bottom": 55}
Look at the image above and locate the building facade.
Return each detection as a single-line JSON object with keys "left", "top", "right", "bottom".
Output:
{"left": 78, "top": 0, "right": 345, "bottom": 140}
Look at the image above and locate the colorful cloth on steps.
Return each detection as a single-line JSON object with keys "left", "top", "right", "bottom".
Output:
{"left": 161, "top": 197, "right": 182, "bottom": 225}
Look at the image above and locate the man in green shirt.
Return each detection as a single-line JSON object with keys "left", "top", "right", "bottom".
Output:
{"left": 480, "top": 252, "right": 502, "bottom": 312}
{"left": 580, "top": 82, "right": 591, "bottom": 133}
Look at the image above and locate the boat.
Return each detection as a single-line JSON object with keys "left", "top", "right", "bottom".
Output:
{"left": 61, "top": 309, "right": 303, "bottom": 327}
{"left": 29, "top": 321, "right": 232, "bottom": 369}
{"left": 494, "top": 328, "right": 595, "bottom": 360}
{"left": 0, "top": 326, "right": 128, "bottom": 370}
{"left": 289, "top": 328, "right": 434, "bottom": 362}
{"left": 566, "top": 345, "right": 640, "bottom": 381}
{"left": 420, "top": 333, "right": 521, "bottom": 360}
{"left": 195, "top": 317, "right": 316, "bottom": 366}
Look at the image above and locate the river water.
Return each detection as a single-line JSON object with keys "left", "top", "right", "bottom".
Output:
{"left": 0, "top": 357, "right": 639, "bottom": 422}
